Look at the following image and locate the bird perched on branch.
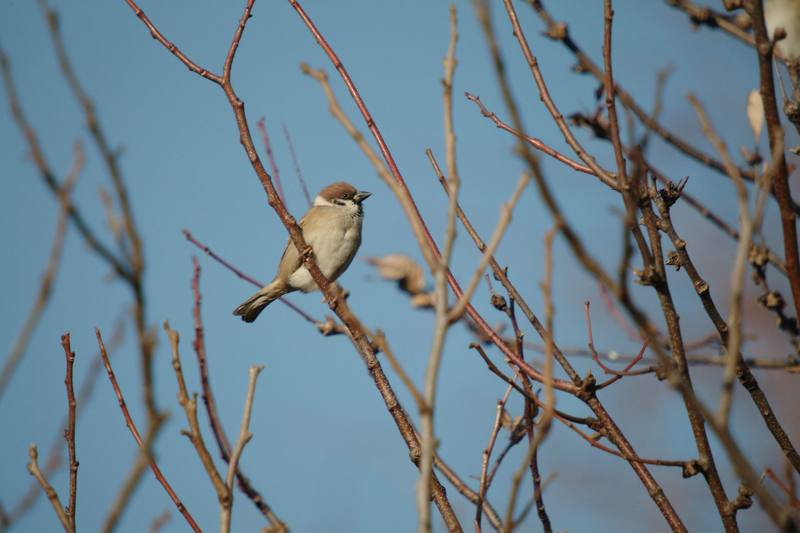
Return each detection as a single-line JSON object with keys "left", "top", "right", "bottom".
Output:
{"left": 234, "top": 181, "right": 371, "bottom": 322}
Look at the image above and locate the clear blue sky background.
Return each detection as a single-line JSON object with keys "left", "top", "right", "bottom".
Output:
{"left": 1, "top": 1, "right": 797, "bottom": 531}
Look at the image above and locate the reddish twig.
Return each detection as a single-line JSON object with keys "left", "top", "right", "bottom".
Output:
{"left": 596, "top": 343, "right": 652, "bottom": 389}
{"left": 257, "top": 117, "right": 285, "bottom": 205}
{"left": 764, "top": 468, "right": 800, "bottom": 510}
{"left": 190, "top": 258, "right": 287, "bottom": 530}
{"left": 476, "top": 383, "right": 514, "bottom": 532}
{"left": 584, "top": 302, "right": 650, "bottom": 385}
{"left": 2, "top": 318, "right": 125, "bottom": 529}
{"left": 464, "top": 92, "right": 597, "bottom": 178}
{"left": 465, "top": 89, "right": 787, "bottom": 277}
{"left": 438, "top": 164, "right": 686, "bottom": 531}
{"left": 119, "top": 0, "right": 453, "bottom": 514}
{"left": 469, "top": 343, "right": 687, "bottom": 470}
{"left": 288, "top": 0, "right": 562, "bottom": 391}
{"left": 182, "top": 229, "right": 261, "bottom": 287}
{"left": 282, "top": 124, "right": 312, "bottom": 206}
{"left": 124, "top": 0, "right": 221, "bottom": 83}
{"left": 182, "top": 228, "right": 320, "bottom": 327}
{"left": 506, "top": 297, "right": 552, "bottom": 533}
{"left": 553, "top": 411, "right": 690, "bottom": 470}
{"left": 35, "top": 7, "right": 166, "bottom": 526}
{"left": 598, "top": 285, "right": 644, "bottom": 342}
{"left": 60, "top": 334, "right": 78, "bottom": 532}
{"left": 95, "top": 329, "right": 201, "bottom": 533}
{"left": 787, "top": 461, "right": 798, "bottom": 509}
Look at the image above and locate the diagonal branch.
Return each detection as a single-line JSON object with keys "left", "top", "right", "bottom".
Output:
{"left": 221, "top": 365, "right": 263, "bottom": 533}
{"left": 27, "top": 445, "right": 74, "bottom": 533}
{"left": 0, "top": 50, "right": 130, "bottom": 282}
{"left": 124, "top": 1, "right": 462, "bottom": 528}
{"left": 190, "top": 257, "right": 287, "bottom": 530}
{"left": 96, "top": 329, "right": 201, "bottom": 533}
{"left": 0, "top": 142, "right": 83, "bottom": 401}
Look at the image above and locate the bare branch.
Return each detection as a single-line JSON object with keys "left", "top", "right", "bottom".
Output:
{"left": 189, "top": 258, "right": 287, "bottom": 529}
{"left": 96, "top": 329, "right": 200, "bottom": 533}
{"left": 60, "top": 334, "right": 78, "bottom": 532}
{"left": 0, "top": 142, "right": 83, "bottom": 401}
{"left": 222, "top": 365, "right": 263, "bottom": 533}
{"left": 281, "top": 124, "right": 313, "bottom": 206}
{"left": 27, "top": 445, "right": 73, "bottom": 533}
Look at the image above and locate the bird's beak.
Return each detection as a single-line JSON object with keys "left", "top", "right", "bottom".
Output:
{"left": 354, "top": 191, "right": 372, "bottom": 203}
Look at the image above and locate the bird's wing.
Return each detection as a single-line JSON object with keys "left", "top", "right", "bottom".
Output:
{"left": 275, "top": 210, "right": 321, "bottom": 282}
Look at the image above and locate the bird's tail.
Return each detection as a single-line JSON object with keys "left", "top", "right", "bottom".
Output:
{"left": 233, "top": 282, "right": 286, "bottom": 323}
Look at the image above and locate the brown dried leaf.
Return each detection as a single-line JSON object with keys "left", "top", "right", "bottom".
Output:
{"left": 747, "top": 89, "right": 764, "bottom": 142}
{"left": 410, "top": 292, "right": 436, "bottom": 309}
{"left": 367, "top": 254, "right": 427, "bottom": 295}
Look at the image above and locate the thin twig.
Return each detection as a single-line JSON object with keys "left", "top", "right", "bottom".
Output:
{"left": 764, "top": 468, "right": 800, "bottom": 510}
{"left": 744, "top": 0, "right": 800, "bottom": 339}
{"left": 666, "top": 0, "right": 791, "bottom": 64}
{"left": 602, "top": 0, "right": 628, "bottom": 190}
{"left": 476, "top": 383, "right": 514, "bottom": 532}
{"left": 518, "top": 223, "right": 560, "bottom": 533}
{"left": 282, "top": 123, "right": 313, "bottom": 206}
{"left": 436, "top": 159, "right": 686, "bottom": 530}
{"left": 503, "top": 436, "right": 539, "bottom": 532}
{"left": 148, "top": 509, "right": 171, "bottom": 533}
{"left": 419, "top": 10, "right": 460, "bottom": 531}
{"left": 164, "top": 323, "right": 228, "bottom": 510}
{"left": 0, "top": 49, "right": 131, "bottom": 282}
{"left": 190, "top": 257, "right": 287, "bottom": 530}
{"left": 2, "top": 318, "right": 125, "bottom": 528}
{"left": 465, "top": 90, "right": 787, "bottom": 276}
{"left": 585, "top": 302, "right": 650, "bottom": 386}
{"left": 292, "top": 1, "right": 552, "bottom": 393}
{"left": 525, "top": 0, "right": 783, "bottom": 201}
{"left": 448, "top": 172, "right": 530, "bottom": 322}
{"left": 257, "top": 117, "right": 286, "bottom": 206}
{"left": 369, "top": 334, "right": 503, "bottom": 529}
{"left": 500, "top": 0, "right": 616, "bottom": 188}
{"left": 96, "top": 329, "right": 200, "bottom": 533}
{"left": 686, "top": 94, "right": 752, "bottom": 430}
{"left": 0, "top": 142, "right": 83, "bottom": 401}
{"left": 183, "top": 228, "right": 325, "bottom": 329}
{"left": 27, "top": 445, "right": 74, "bottom": 533}
{"left": 470, "top": 344, "right": 688, "bottom": 469}
{"left": 37, "top": 7, "right": 166, "bottom": 526}
{"left": 60, "top": 334, "right": 78, "bottom": 532}
{"left": 222, "top": 365, "right": 263, "bottom": 533}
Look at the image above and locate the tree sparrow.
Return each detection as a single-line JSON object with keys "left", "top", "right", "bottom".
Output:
{"left": 765, "top": 0, "right": 800, "bottom": 59}
{"left": 233, "top": 181, "right": 371, "bottom": 322}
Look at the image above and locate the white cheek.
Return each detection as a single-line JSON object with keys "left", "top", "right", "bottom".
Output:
{"left": 313, "top": 195, "right": 334, "bottom": 207}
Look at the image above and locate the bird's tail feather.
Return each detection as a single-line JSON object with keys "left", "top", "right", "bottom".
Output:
{"left": 233, "top": 283, "right": 285, "bottom": 323}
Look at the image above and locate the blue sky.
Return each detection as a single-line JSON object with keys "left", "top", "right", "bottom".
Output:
{"left": 1, "top": 1, "right": 797, "bottom": 531}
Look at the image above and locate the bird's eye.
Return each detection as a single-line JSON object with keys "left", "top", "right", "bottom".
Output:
{"left": 341, "top": 194, "right": 351, "bottom": 200}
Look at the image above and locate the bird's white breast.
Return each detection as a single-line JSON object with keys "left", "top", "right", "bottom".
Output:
{"left": 288, "top": 206, "right": 363, "bottom": 292}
